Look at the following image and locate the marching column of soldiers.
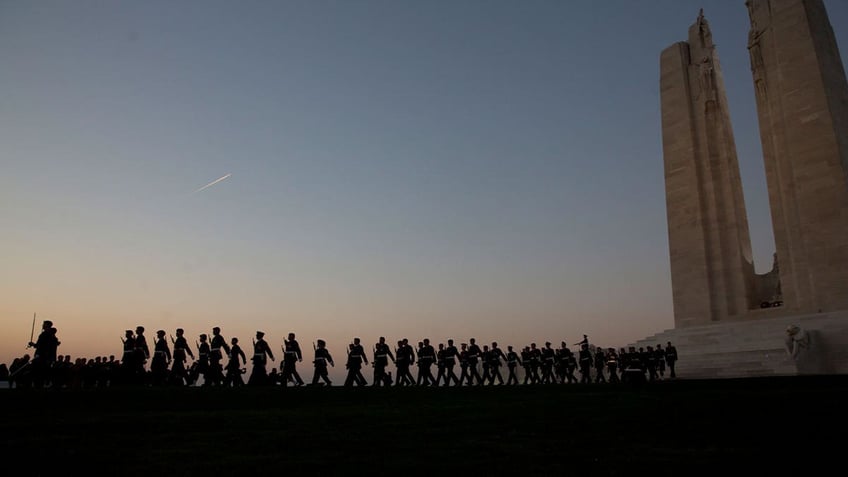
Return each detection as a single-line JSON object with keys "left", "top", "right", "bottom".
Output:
{"left": 5, "top": 321, "right": 681, "bottom": 389}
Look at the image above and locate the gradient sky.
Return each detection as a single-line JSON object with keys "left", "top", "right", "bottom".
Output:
{"left": 2, "top": 0, "right": 847, "bottom": 382}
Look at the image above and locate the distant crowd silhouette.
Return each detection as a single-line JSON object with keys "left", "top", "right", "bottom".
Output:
{"left": 2, "top": 321, "right": 679, "bottom": 389}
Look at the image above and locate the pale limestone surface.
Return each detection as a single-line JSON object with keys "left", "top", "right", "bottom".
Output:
{"left": 654, "top": 1, "right": 848, "bottom": 376}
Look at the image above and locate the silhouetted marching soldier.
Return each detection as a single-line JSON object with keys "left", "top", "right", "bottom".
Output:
{"left": 209, "top": 327, "right": 230, "bottom": 387}
{"left": 372, "top": 336, "right": 395, "bottom": 387}
{"left": 566, "top": 346, "right": 578, "bottom": 383}
{"left": 28, "top": 320, "right": 60, "bottom": 388}
{"left": 655, "top": 343, "right": 667, "bottom": 379}
{"left": 480, "top": 345, "right": 492, "bottom": 384}
{"left": 344, "top": 338, "right": 368, "bottom": 386}
{"left": 435, "top": 343, "right": 447, "bottom": 386}
{"left": 151, "top": 330, "right": 172, "bottom": 386}
{"left": 458, "top": 343, "right": 471, "bottom": 386}
{"left": 225, "top": 337, "right": 246, "bottom": 387}
{"left": 119, "top": 329, "right": 136, "bottom": 385}
{"left": 311, "top": 339, "right": 334, "bottom": 386}
{"left": 416, "top": 339, "right": 436, "bottom": 386}
{"left": 443, "top": 339, "right": 461, "bottom": 386}
{"left": 488, "top": 342, "right": 506, "bottom": 385}
{"left": 529, "top": 343, "right": 543, "bottom": 383}
{"left": 393, "top": 339, "right": 412, "bottom": 386}
{"left": 193, "top": 334, "right": 211, "bottom": 386}
{"left": 467, "top": 338, "right": 483, "bottom": 385}
{"left": 134, "top": 326, "right": 150, "bottom": 385}
{"left": 282, "top": 332, "right": 305, "bottom": 386}
{"left": 646, "top": 345, "right": 658, "bottom": 381}
{"left": 606, "top": 348, "right": 620, "bottom": 384}
{"left": 540, "top": 342, "right": 557, "bottom": 384}
{"left": 249, "top": 331, "right": 274, "bottom": 386}
{"left": 622, "top": 346, "right": 645, "bottom": 384}
{"left": 170, "top": 328, "right": 194, "bottom": 386}
{"left": 521, "top": 346, "right": 535, "bottom": 385}
{"left": 506, "top": 345, "right": 522, "bottom": 385}
{"left": 578, "top": 343, "right": 593, "bottom": 384}
{"left": 665, "top": 341, "right": 678, "bottom": 378}
{"left": 593, "top": 346, "right": 606, "bottom": 383}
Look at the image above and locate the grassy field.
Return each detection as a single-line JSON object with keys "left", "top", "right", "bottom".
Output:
{"left": 2, "top": 376, "right": 846, "bottom": 476}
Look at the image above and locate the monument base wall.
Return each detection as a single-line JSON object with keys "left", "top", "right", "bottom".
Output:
{"left": 629, "top": 311, "right": 848, "bottom": 378}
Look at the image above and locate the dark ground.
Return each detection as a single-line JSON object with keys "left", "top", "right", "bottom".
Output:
{"left": 1, "top": 376, "right": 846, "bottom": 476}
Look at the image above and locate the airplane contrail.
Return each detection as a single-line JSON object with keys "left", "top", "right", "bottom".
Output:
{"left": 193, "top": 173, "right": 232, "bottom": 193}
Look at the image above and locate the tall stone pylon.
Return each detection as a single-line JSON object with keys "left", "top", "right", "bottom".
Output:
{"left": 747, "top": 0, "right": 848, "bottom": 314}
{"left": 660, "top": 11, "right": 757, "bottom": 327}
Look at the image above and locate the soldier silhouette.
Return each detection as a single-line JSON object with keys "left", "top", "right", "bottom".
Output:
{"left": 394, "top": 338, "right": 416, "bottom": 386}
{"left": 225, "top": 337, "right": 246, "bottom": 387}
{"left": 488, "top": 342, "right": 507, "bottom": 385}
{"left": 133, "top": 326, "right": 150, "bottom": 385}
{"left": 506, "top": 345, "right": 522, "bottom": 385}
{"left": 606, "top": 348, "right": 620, "bottom": 384}
{"left": 150, "top": 330, "right": 172, "bottom": 386}
{"left": 281, "top": 332, "right": 305, "bottom": 386}
{"left": 443, "top": 339, "right": 461, "bottom": 386}
{"left": 208, "top": 327, "right": 230, "bottom": 387}
{"left": 466, "top": 338, "right": 483, "bottom": 385}
{"left": 665, "top": 341, "right": 678, "bottom": 378}
{"left": 28, "top": 320, "right": 59, "bottom": 388}
{"left": 248, "top": 331, "right": 274, "bottom": 386}
{"left": 372, "top": 336, "right": 395, "bottom": 387}
{"left": 311, "top": 339, "right": 334, "bottom": 386}
{"left": 593, "top": 346, "right": 607, "bottom": 383}
{"left": 193, "top": 334, "right": 211, "bottom": 386}
{"left": 344, "top": 338, "right": 368, "bottom": 386}
{"left": 169, "top": 328, "right": 194, "bottom": 386}
{"left": 578, "top": 343, "right": 593, "bottom": 384}
{"left": 416, "top": 339, "right": 436, "bottom": 386}
{"left": 119, "top": 329, "right": 136, "bottom": 385}
{"left": 540, "top": 342, "right": 557, "bottom": 384}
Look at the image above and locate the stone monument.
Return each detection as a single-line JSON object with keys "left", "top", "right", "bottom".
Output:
{"left": 642, "top": 0, "right": 848, "bottom": 377}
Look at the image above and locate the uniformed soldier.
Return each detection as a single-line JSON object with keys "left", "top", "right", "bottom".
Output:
{"left": 394, "top": 339, "right": 415, "bottom": 386}
{"left": 281, "top": 332, "right": 305, "bottom": 387}
{"left": 529, "top": 343, "right": 543, "bottom": 384}
{"left": 458, "top": 343, "right": 471, "bottom": 386}
{"left": 606, "top": 348, "right": 620, "bottom": 384}
{"left": 645, "top": 345, "right": 658, "bottom": 381}
{"left": 443, "top": 339, "right": 461, "bottom": 386}
{"left": 192, "top": 333, "right": 211, "bottom": 386}
{"left": 133, "top": 326, "right": 150, "bottom": 384}
{"left": 593, "top": 346, "right": 607, "bottom": 383}
{"left": 578, "top": 343, "right": 593, "bottom": 384}
{"left": 151, "top": 330, "right": 172, "bottom": 386}
{"left": 435, "top": 343, "right": 447, "bottom": 386}
{"left": 311, "top": 339, "right": 334, "bottom": 386}
{"left": 248, "top": 331, "right": 274, "bottom": 386}
{"left": 481, "top": 345, "right": 495, "bottom": 384}
{"left": 622, "top": 346, "right": 646, "bottom": 384}
{"left": 117, "top": 329, "right": 137, "bottom": 386}
{"left": 225, "top": 337, "right": 247, "bottom": 387}
{"left": 488, "top": 342, "right": 506, "bottom": 385}
{"left": 27, "top": 320, "right": 60, "bottom": 388}
{"left": 466, "top": 338, "right": 484, "bottom": 386}
{"left": 416, "top": 338, "right": 436, "bottom": 386}
{"left": 344, "top": 338, "right": 368, "bottom": 386}
{"left": 208, "top": 327, "right": 230, "bottom": 387}
{"left": 372, "top": 336, "right": 395, "bottom": 387}
{"left": 540, "top": 342, "right": 557, "bottom": 384}
{"left": 506, "top": 345, "right": 522, "bottom": 385}
{"left": 655, "top": 343, "right": 667, "bottom": 379}
{"left": 521, "top": 346, "right": 535, "bottom": 385}
{"left": 566, "top": 346, "right": 579, "bottom": 383}
{"left": 170, "top": 328, "right": 194, "bottom": 386}
{"left": 372, "top": 336, "right": 397, "bottom": 386}
{"left": 665, "top": 341, "right": 678, "bottom": 378}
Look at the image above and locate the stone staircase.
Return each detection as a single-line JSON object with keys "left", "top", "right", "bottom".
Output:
{"left": 627, "top": 310, "right": 848, "bottom": 378}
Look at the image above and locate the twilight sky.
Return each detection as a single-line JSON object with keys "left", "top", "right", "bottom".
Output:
{"left": 2, "top": 0, "right": 847, "bottom": 379}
